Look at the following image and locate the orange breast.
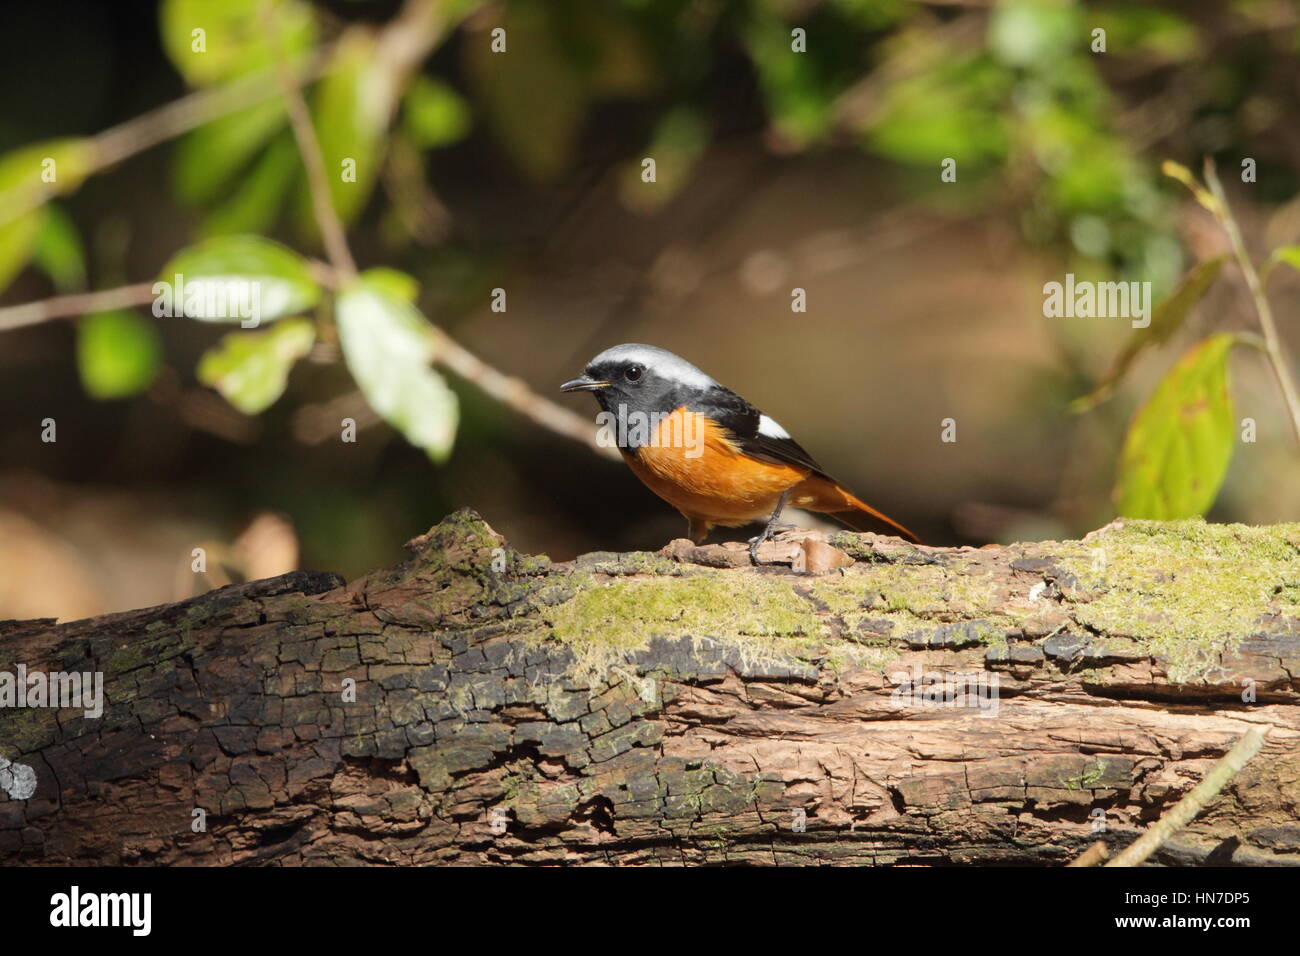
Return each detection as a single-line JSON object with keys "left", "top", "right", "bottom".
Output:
{"left": 621, "top": 408, "right": 808, "bottom": 526}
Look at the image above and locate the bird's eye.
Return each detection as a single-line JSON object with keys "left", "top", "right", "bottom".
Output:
{"left": 624, "top": 365, "right": 644, "bottom": 382}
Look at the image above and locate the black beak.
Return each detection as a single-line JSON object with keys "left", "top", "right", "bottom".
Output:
{"left": 560, "top": 375, "right": 610, "bottom": 393}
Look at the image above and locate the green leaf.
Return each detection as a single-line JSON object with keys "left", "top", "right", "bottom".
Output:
{"left": 359, "top": 267, "right": 419, "bottom": 303}
{"left": 300, "top": 29, "right": 391, "bottom": 229}
{"left": 0, "top": 139, "right": 95, "bottom": 293}
{"left": 76, "top": 310, "right": 162, "bottom": 400}
{"left": 336, "top": 279, "right": 458, "bottom": 461}
{"left": 403, "top": 77, "right": 472, "bottom": 150}
{"left": 199, "top": 134, "right": 298, "bottom": 237}
{"left": 1071, "top": 256, "right": 1225, "bottom": 412}
{"left": 174, "top": 98, "right": 288, "bottom": 205}
{"left": 32, "top": 206, "right": 86, "bottom": 291}
{"left": 0, "top": 209, "right": 45, "bottom": 295}
{"left": 1114, "top": 333, "right": 1238, "bottom": 520}
{"left": 197, "top": 316, "right": 315, "bottom": 414}
{"left": 160, "top": 0, "right": 316, "bottom": 87}
{"left": 159, "top": 234, "right": 320, "bottom": 323}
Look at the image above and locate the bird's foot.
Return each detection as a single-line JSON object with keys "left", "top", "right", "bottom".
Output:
{"left": 748, "top": 531, "right": 783, "bottom": 565}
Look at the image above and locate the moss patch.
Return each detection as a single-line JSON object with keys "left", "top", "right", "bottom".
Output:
{"left": 1057, "top": 519, "right": 1300, "bottom": 681}
{"left": 541, "top": 570, "right": 888, "bottom": 682}
{"left": 812, "top": 562, "right": 1013, "bottom": 644}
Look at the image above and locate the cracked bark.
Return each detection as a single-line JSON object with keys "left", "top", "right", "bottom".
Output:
{"left": 2, "top": 509, "right": 1299, "bottom": 866}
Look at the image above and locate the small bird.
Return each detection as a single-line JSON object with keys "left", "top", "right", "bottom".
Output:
{"left": 561, "top": 344, "right": 918, "bottom": 562}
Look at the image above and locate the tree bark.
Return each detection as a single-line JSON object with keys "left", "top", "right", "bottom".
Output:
{"left": 2, "top": 509, "right": 1298, "bottom": 866}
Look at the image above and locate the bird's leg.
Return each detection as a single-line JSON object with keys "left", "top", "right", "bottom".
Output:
{"left": 749, "top": 490, "right": 791, "bottom": 565}
{"left": 687, "top": 516, "right": 712, "bottom": 544}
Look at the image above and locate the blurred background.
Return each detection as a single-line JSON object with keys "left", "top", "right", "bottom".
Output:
{"left": 3, "top": 0, "right": 1300, "bottom": 622}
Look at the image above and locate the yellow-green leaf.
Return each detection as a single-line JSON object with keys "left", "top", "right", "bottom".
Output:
{"left": 32, "top": 206, "right": 86, "bottom": 292}
{"left": 160, "top": 0, "right": 316, "bottom": 87}
{"left": 197, "top": 317, "right": 315, "bottom": 414}
{"left": 0, "top": 139, "right": 95, "bottom": 293}
{"left": 1161, "top": 159, "right": 1219, "bottom": 214}
{"left": 77, "top": 310, "right": 162, "bottom": 400}
{"left": 1114, "top": 333, "right": 1238, "bottom": 519}
{"left": 1263, "top": 245, "right": 1300, "bottom": 280}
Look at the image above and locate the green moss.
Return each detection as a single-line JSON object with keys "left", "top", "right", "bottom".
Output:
{"left": 549, "top": 573, "right": 815, "bottom": 646}
{"left": 813, "top": 563, "right": 1013, "bottom": 642}
{"left": 542, "top": 570, "right": 889, "bottom": 681}
{"left": 1057, "top": 519, "right": 1300, "bottom": 681}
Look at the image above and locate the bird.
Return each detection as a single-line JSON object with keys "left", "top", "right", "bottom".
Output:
{"left": 561, "top": 344, "right": 918, "bottom": 562}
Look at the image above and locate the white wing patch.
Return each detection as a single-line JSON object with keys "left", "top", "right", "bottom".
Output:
{"left": 758, "top": 414, "right": 790, "bottom": 439}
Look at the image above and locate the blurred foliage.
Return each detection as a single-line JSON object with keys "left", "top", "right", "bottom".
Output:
{"left": 2, "top": 0, "right": 1300, "bottom": 564}
{"left": 160, "top": 0, "right": 316, "bottom": 86}
{"left": 76, "top": 310, "right": 163, "bottom": 400}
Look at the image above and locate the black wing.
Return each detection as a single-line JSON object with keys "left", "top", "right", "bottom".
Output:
{"left": 691, "top": 385, "right": 831, "bottom": 478}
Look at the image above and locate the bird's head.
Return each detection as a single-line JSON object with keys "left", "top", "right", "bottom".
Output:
{"left": 560, "top": 344, "right": 716, "bottom": 415}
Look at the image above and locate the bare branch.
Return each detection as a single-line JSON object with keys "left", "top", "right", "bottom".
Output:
{"left": 0, "top": 283, "right": 157, "bottom": 332}
{"left": 429, "top": 328, "right": 620, "bottom": 461}
{"left": 0, "top": 55, "right": 329, "bottom": 231}
{"left": 262, "top": 0, "right": 357, "bottom": 280}
{"left": 1065, "top": 841, "right": 1110, "bottom": 867}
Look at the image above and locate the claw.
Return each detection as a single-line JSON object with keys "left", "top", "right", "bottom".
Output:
{"left": 748, "top": 490, "right": 793, "bottom": 566}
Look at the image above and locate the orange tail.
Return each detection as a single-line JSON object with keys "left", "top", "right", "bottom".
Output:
{"left": 795, "top": 476, "right": 921, "bottom": 544}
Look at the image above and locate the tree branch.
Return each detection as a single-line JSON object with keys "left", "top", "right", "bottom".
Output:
{"left": 0, "top": 283, "right": 157, "bottom": 332}
{"left": 263, "top": 0, "right": 356, "bottom": 280}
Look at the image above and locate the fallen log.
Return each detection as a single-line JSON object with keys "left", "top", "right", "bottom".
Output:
{"left": 1, "top": 509, "right": 1298, "bottom": 865}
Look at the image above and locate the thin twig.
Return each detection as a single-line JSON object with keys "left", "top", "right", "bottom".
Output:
{"left": 1203, "top": 159, "right": 1300, "bottom": 453}
{"left": 1065, "top": 840, "right": 1110, "bottom": 867}
{"left": 1106, "top": 727, "right": 1267, "bottom": 867}
{"left": 262, "top": 0, "right": 356, "bottom": 279}
{"left": 429, "top": 328, "right": 621, "bottom": 460}
{"left": 0, "top": 283, "right": 157, "bottom": 332}
{"left": 0, "top": 54, "right": 329, "bottom": 230}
